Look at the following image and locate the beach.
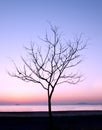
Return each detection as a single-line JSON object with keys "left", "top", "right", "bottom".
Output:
{"left": 0, "top": 111, "right": 102, "bottom": 130}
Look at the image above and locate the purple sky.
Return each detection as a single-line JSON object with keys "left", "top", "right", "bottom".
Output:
{"left": 0, "top": 0, "right": 102, "bottom": 104}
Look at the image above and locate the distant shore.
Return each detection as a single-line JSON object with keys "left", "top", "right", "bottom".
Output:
{"left": 0, "top": 111, "right": 102, "bottom": 130}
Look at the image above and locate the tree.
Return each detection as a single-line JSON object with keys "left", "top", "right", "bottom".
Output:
{"left": 8, "top": 25, "right": 86, "bottom": 129}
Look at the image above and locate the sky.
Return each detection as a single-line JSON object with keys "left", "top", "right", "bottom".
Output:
{"left": 0, "top": 0, "right": 102, "bottom": 105}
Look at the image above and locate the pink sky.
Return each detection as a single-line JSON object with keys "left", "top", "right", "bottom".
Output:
{"left": 0, "top": 71, "right": 102, "bottom": 104}
{"left": 0, "top": 0, "right": 102, "bottom": 104}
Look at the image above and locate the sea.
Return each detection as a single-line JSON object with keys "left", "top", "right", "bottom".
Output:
{"left": 0, "top": 105, "right": 102, "bottom": 112}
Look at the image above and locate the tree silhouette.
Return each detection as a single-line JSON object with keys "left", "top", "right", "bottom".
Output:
{"left": 8, "top": 25, "right": 86, "bottom": 129}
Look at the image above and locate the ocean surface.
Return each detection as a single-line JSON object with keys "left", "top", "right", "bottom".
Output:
{"left": 0, "top": 105, "right": 102, "bottom": 112}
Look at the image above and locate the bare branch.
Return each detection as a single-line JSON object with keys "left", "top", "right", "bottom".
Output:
{"left": 8, "top": 24, "right": 86, "bottom": 110}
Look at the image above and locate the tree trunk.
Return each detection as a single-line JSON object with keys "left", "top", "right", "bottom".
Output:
{"left": 48, "top": 96, "right": 53, "bottom": 130}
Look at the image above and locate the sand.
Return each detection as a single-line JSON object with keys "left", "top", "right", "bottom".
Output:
{"left": 0, "top": 111, "right": 102, "bottom": 130}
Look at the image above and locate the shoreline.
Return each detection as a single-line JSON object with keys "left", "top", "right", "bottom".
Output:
{"left": 0, "top": 110, "right": 102, "bottom": 117}
{"left": 0, "top": 111, "right": 102, "bottom": 129}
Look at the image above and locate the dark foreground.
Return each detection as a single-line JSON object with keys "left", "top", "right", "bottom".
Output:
{"left": 0, "top": 111, "right": 102, "bottom": 130}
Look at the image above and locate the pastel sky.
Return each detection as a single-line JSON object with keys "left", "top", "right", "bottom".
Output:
{"left": 0, "top": 0, "right": 102, "bottom": 104}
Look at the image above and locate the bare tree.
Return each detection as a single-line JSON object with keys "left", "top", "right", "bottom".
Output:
{"left": 8, "top": 25, "right": 86, "bottom": 129}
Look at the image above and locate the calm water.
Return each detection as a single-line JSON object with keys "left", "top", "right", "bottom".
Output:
{"left": 0, "top": 105, "right": 102, "bottom": 112}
